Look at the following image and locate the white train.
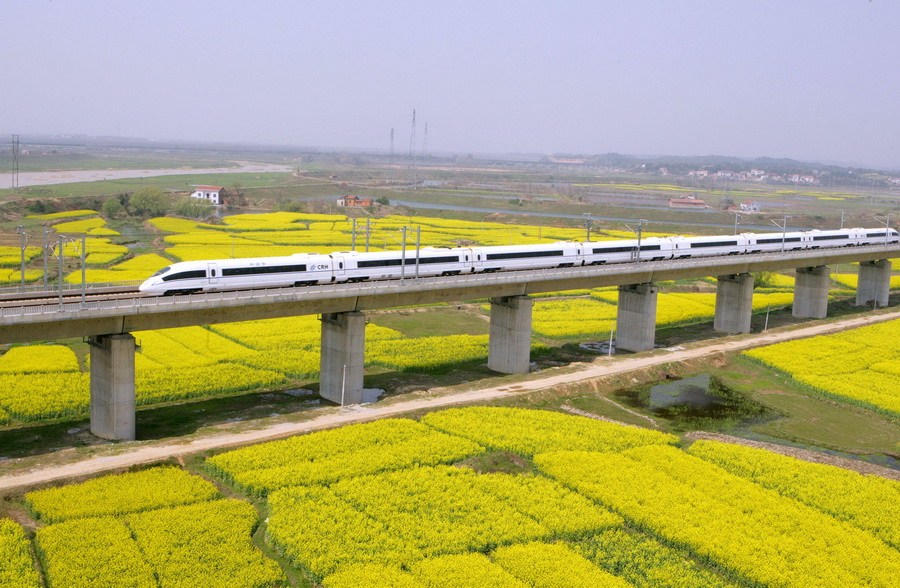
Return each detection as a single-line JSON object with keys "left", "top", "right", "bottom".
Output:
{"left": 138, "top": 227, "right": 898, "bottom": 296}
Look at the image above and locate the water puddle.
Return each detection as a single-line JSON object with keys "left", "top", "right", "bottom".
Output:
{"left": 649, "top": 374, "right": 721, "bottom": 409}
{"left": 616, "top": 373, "right": 773, "bottom": 432}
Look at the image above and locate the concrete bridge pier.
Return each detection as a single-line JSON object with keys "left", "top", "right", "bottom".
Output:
{"left": 616, "top": 283, "right": 658, "bottom": 352}
{"left": 714, "top": 273, "right": 754, "bottom": 333}
{"left": 793, "top": 266, "right": 830, "bottom": 319}
{"left": 856, "top": 260, "right": 892, "bottom": 307}
{"left": 488, "top": 295, "right": 533, "bottom": 374}
{"left": 88, "top": 333, "right": 136, "bottom": 441}
{"left": 319, "top": 311, "right": 366, "bottom": 405}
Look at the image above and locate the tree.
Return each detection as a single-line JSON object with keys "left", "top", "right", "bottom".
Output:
{"left": 101, "top": 196, "right": 125, "bottom": 219}
{"left": 752, "top": 271, "right": 775, "bottom": 288}
{"left": 174, "top": 196, "right": 213, "bottom": 219}
{"left": 128, "top": 187, "right": 170, "bottom": 217}
{"left": 226, "top": 182, "right": 247, "bottom": 209}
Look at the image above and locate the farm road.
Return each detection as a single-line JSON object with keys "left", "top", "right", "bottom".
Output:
{"left": 0, "top": 309, "right": 897, "bottom": 493}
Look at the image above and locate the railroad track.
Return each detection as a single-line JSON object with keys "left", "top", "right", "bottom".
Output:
{"left": 0, "top": 286, "right": 140, "bottom": 308}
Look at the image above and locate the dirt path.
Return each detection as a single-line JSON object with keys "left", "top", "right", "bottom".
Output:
{"left": 0, "top": 309, "right": 896, "bottom": 494}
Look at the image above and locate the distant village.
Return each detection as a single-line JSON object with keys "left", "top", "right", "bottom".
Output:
{"left": 542, "top": 155, "right": 900, "bottom": 188}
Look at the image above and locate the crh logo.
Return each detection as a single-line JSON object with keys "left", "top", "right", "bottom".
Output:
{"left": 311, "top": 264, "right": 330, "bottom": 271}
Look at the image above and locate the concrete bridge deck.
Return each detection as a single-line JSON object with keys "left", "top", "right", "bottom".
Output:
{"left": 0, "top": 243, "right": 896, "bottom": 441}
{"left": 0, "top": 244, "right": 897, "bottom": 343}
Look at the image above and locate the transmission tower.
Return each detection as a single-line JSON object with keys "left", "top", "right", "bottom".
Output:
{"left": 389, "top": 128, "right": 394, "bottom": 167}
{"left": 11, "top": 134, "right": 20, "bottom": 189}
{"left": 408, "top": 109, "right": 417, "bottom": 188}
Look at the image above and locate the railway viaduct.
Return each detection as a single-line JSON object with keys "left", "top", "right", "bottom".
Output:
{"left": 0, "top": 245, "right": 897, "bottom": 441}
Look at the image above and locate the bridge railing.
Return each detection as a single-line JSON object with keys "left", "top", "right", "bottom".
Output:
{"left": 0, "top": 244, "right": 896, "bottom": 319}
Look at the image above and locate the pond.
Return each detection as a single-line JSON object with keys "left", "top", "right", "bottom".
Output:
{"left": 649, "top": 374, "right": 721, "bottom": 409}
{"left": 615, "top": 373, "right": 774, "bottom": 432}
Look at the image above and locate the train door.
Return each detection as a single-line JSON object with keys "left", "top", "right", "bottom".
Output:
{"left": 472, "top": 249, "right": 485, "bottom": 272}
{"left": 331, "top": 255, "right": 346, "bottom": 282}
{"left": 207, "top": 262, "right": 219, "bottom": 285}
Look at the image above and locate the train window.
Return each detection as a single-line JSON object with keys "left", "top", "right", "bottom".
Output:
{"left": 211, "top": 269, "right": 216, "bottom": 277}
{"left": 357, "top": 256, "right": 459, "bottom": 268}
{"left": 486, "top": 250, "right": 565, "bottom": 261}
{"left": 593, "top": 245, "right": 636, "bottom": 254}
{"left": 150, "top": 266, "right": 171, "bottom": 277}
{"left": 477, "top": 255, "right": 481, "bottom": 260}
{"left": 162, "top": 269, "right": 207, "bottom": 282}
{"left": 692, "top": 241, "right": 738, "bottom": 248}
{"left": 465, "top": 256, "right": 469, "bottom": 261}
{"left": 222, "top": 264, "right": 307, "bottom": 276}
{"left": 339, "top": 262, "right": 343, "bottom": 269}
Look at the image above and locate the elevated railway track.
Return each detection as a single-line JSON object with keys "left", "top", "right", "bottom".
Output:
{"left": 0, "top": 243, "right": 895, "bottom": 441}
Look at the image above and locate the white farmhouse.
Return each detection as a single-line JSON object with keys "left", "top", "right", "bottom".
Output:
{"left": 190, "top": 185, "right": 224, "bottom": 206}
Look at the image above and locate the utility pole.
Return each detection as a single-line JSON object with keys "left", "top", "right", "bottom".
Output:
{"left": 874, "top": 214, "right": 892, "bottom": 244}
{"left": 16, "top": 226, "right": 26, "bottom": 286}
{"left": 58, "top": 235, "right": 66, "bottom": 307}
{"left": 340, "top": 364, "right": 347, "bottom": 407}
{"left": 408, "top": 109, "right": 417, "bottom": 189}
{"left": 365, "top": 218, "right": 371, "bottom": 252}
{"left": 415, "top": 226, "right": 421, "bottom": 279}
{"left": 80, "top": 234, "right": 86, "bottom": 305}
{"left": 351, "top": 218, "right": 357, "bottom": 251}
{"left": 583, "top": 213, "right": 593, "bottom": 241}
{"left": 624, "top": 219, "right": 647, "bottom": 261}
{"left": 771, "top": 216, "right": 791, "bottom": 252}
{"left": 11, "top": 134, "right": 20, "bottom": 189}
{"left": 733, "top": 211, "right": 744, "bottom": 235}
{"left": 43, "top": 228, "right": 50, "bottom": 288}
{"left": 400, "top": 226, "right": 407, "bottom": 280}
{"left": 636, "top": 219, "right": 645, "bottom": 260}
{"left": 389, "top": 128, "right": 394, "bottom": 167}
{"left": 422, "top": 122, "right": 428, "bottom": 157}
{"left": 839, "top": 209, "right": 845, "bottom": 230}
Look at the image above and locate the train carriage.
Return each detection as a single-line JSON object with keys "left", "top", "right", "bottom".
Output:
{"left": 338, "top": 247, "right": 472, "bottom": 282}
{"left": 682, "top": 234, "right": 750, "bottom": 257}
{"left": 140, "top": 254, "right": 336, "bottom": 295}
{"left": 474, "top": 242, "right": 582, "bottom": 272}
{"left": 138, "top": 226, "right": 896, "bottom": 296}
{"left": 747, "top": 231, "right": 809, "bottom": 253}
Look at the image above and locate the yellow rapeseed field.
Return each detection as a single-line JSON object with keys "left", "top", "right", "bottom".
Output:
{"left": 536, "top": 446, "right": 900, "bottom": 587}
{"left": 688, "top": 439, "right": 900, "bottom": 548}
{"left": 207, "top": 418, "right": 485, "bottom": 494}
{"left": 26, "top": 466, "right": 220, "bottom": 522}
{"left": 421, "top": 406, "right": 677, "bottom": 455}
{"left": 0, "top": 519, "right": 41, "bottom": 587}
{"left": 744, "top": 319, "right": 900, "bottom": 414}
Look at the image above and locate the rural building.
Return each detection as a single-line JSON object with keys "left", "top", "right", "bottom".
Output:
{"left": 190, "top": 185, "right": 224, "bottom": 206}
{"left": 740, "top": 202, "right": 761, "bottom": 213}
{"left": 337, "top": 195, "right": 374, "bottom": 207}
{"left": 668, "top": 197, "right": 707, "bottom": 209}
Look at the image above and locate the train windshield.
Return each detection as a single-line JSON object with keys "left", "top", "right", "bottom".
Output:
{"left": 150, "top": 266, "right": 171, "bottom": 278}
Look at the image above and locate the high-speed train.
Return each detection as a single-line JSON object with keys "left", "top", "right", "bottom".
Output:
{"left": 138, "top": 227, "right": 898, "bottom": 296}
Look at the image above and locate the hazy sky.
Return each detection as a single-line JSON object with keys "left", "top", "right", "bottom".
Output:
{"left": 2, "top": 1, "right": 898, "bottom": 168}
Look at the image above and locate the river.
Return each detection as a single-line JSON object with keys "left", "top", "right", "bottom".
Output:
{"left": 11, "top": 162, "right": 293, "bottom": 188}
